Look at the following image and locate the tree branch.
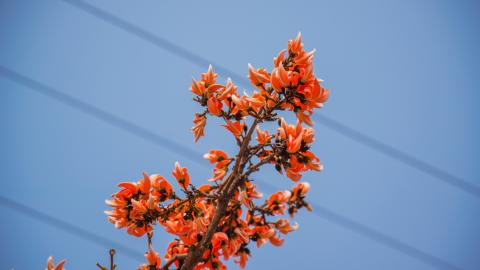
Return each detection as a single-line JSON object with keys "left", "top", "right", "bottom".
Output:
{"left": 180, "top": 117, "right": 260, "bottom": 270}
{"left": 161, "top": 254, "right": 187, "bottom": 270}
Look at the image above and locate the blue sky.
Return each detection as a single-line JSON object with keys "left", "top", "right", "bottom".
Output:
{"left": 1, "top": 0, "right": 479, "bottom": 269}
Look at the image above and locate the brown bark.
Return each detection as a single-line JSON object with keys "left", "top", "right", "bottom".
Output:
{"left": 180, "top": 118, "right": 260, "bottom": 270}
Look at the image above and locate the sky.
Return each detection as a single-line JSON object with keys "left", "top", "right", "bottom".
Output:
{"left": 1, "top": 0, "right": 479, "bottom": 269}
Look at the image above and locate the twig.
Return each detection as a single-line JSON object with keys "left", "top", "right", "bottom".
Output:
{"left": 161, "top": 254, "right": 187, "bottom": 270}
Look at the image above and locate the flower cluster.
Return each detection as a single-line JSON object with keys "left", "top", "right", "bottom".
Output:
{"left": 48, "top": 33, "right": 330, "bottom": 270}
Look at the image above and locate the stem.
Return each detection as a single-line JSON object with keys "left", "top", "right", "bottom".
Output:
{"left": 180, "top": 118, "right": 260, "bottom": 270}
{"left": 161, "top": 254, "right": 187, "bottom": 270}
{"left": 109, "top": 249, "right": 116, "bottom": 270}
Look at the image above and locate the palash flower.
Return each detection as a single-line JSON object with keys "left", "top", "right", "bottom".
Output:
{"left": 285, "top": 156, "right": 305, "bottom": 181}
{"left": 244, "top": 90, "right": 272, "bottom": 112}
{"left": 296, "top": 110, "right": 314, "bottom": 126}
{"left": 248, "top": 64, "right": 270, "bottom": 88}
{"left": 255, "top": 127, "right": 270, "bottom": 145}
{"left": 273, "top": 49, "right": 286, "bottom": 67}
{"left": 211, "top": 232, "right": 230, "bottom": 259}
{"left": 250, "top": 225, "right": 284, "bottom": 247}
{"left": 150, "top": 174, "right": 173, "bottom": 202}
{"left": 217, "top": 78, "right": 237, "bottom": 100}
{"left": 275, "top": 219, "right": 299, "bottom": 234}
{"left": 297, "top": 78, "right": 329, "bottom": 110}
{"left": 230, "top": 94, "right": 250, "bottom": 115}
{"left": 223, "top": 121, "right": 245, "bottom": 139}
{"left": 286, "top": 129, "right": 304, "bottom": 154}
{"left": 266, "top": 190, "right": 292, "bottom": 215}
{"left": 143, "top": 244, "right": 161, "bottom": 270}
{"left": 203, "top": 150, "right": 229, "bottom": 164}
{"left": 46, "top": 256, "right": 66, "bottom": 270}
{"left": 303, "top": 151, "right": 323, "bottom": 171}
{"left": 291, "top": 182, "right": 311, "bottom": 201}
{"left": 201, "top": 64, "right": 218, "bottom": 87}
{"left": 190, "top": 65, "right": 223, "bottom": 97}
{"left": 288, "top": 32, "right": 303, "bottom": 54}
{"left": 191, "top": 113, "right": 207, "bottom": 142}
{"left": 234, "top": 251, "right": 249, "bottom": 269}
{"left": 190, "top": 78, "right": 207, "bottom": 96}
{"left": 172, "top": 162, "right": 190, "bottom": 190}
{"left": 207, "top": 96, "right": 223, "bottom": 116}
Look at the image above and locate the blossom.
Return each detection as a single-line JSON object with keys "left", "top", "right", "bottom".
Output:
{"left": 46, "top": 256, "right": 66, "bottom": 270}
{"left": 150, "top": 174, "right": 173, "bottom": 202}
{"left": 266, "top": 191, "right": 291, "bottom": 215}
{"left": 203, "top": 150, "right": 229, "bottom": 164}
{"left": 291, "top": 182, "right": 311, "bottom": 201}
{"left": 145, "top": 244, "right": 162, "bottom": 269}
{"left": 230, "top": 95, "right": 250, "bottom": 116}
{"left": 275, "top": 219, "right": 299, "bottom": 234}
{"left": 172, "top": 162, "right": 190, "bottom": 190}
{"left": 288, "top": 32, "right": 303, "bottom": 54}
{"left": 217, "top": 78, "right": 238, "bottom": 100}
{"left": 191, "top": 113, "right": 207, "bottom": 142}
{"left": 248, "top": 64, "right": 270, "bottom": 88}
{"left": 202, "top": 65, "right": 218, "bottom": 87}
{"left": 255, "top": 127, "right": 270, "bottom": 145}
{"left": 223, "top": 121, "right": 245, "bottom": 139}
{"left": 207, "top": 96, "right": 223, "bottom": 116}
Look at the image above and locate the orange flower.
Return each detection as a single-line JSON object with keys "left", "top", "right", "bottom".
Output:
{"left": 296, "top": 110, "right": 314, "bottom": 126}
{"left": 202, "top": 64, "right": 218, "bottom": 87}
{"left": 291, "top": 182, "right": 311, "bottom": 201}
{"left": 172, "top": 162, "right": 190, "bottom": 189}
{"left": 288, "top": 32, "right": 303, "bottom": 54}
{"left": 217, "top": 78, "right": 237, "bottom": 100}
{"left": 303, "top": 151, "right": 323, "bottom": 171}
{"left": 191, "top": 113, "right": 207, "bottom": 142}
{"left": 207, "top": 96, "right": 223, "bottom": 116}
{"left": 190, "top": 78, "right": 207, "bottom": 96}
{"left": 275, "top": 219, "right": 299, "bottom": 234}
{"left": 245, "top": 91, "right": 268, "bottom": 112}
{"left": 248, "top": 64, "right": 270, "bottom": 88}
{"left": 46, "top": 256, "right": 66, "bottom": 270}
{"left": 145, "top": 244, "right": 161, "bottom": 269}
{"left": 285, "top": 156, "right": 304, "bottom": 181}
{"left": 150, "top": 174, "right": 173, "bottom": 201}
{"left": 297, "top": 78, "right": 329, "bottom": 110}
{"left": 277, "top": 118, "right": 303, "bottom": 141}
{"left": 209, "top": 166, "right": 227, "bottom": 182}
{"left": 223, "top": 121, "right": 245, "bottom": 139}
{"left": 255, "top": 127, "right": 270, "bottom": 144}
{"left": 286, "top": 129, "right": 304, "bottom": 153}
{"left": 273, "top": 49, "right": 286, "bottom": 67}
{"left": 203, "top": 150, "right": 229, "bottom": 164}
{"left": 294, "top": 49, "right": 316, "bottom": 66}
{"left": 230, "top": 94, "right": 250, "bottom": 115}
{"left": 212, "top": 232, "right": 229, "bottom": 249}
{"left": 235, "top": 250, "right": 250, "bottom": 269}
{"left": 266, "top": 190, "right": 291, "bottom": 215}
{"left": 268, "top": 233, "right": 285, "bottom": 247}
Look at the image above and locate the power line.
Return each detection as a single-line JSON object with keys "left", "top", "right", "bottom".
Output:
{"left": 60, "top": 0, "right": 479, "bottom": 199}
{"left": 0, "top": 66, "right": 461, "bottom": 270}
{"left": 313, "top": 115, "right": 480, "bottom": 198}
{"left": 0, "top": 196, "right": 144, "bottom": 261}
